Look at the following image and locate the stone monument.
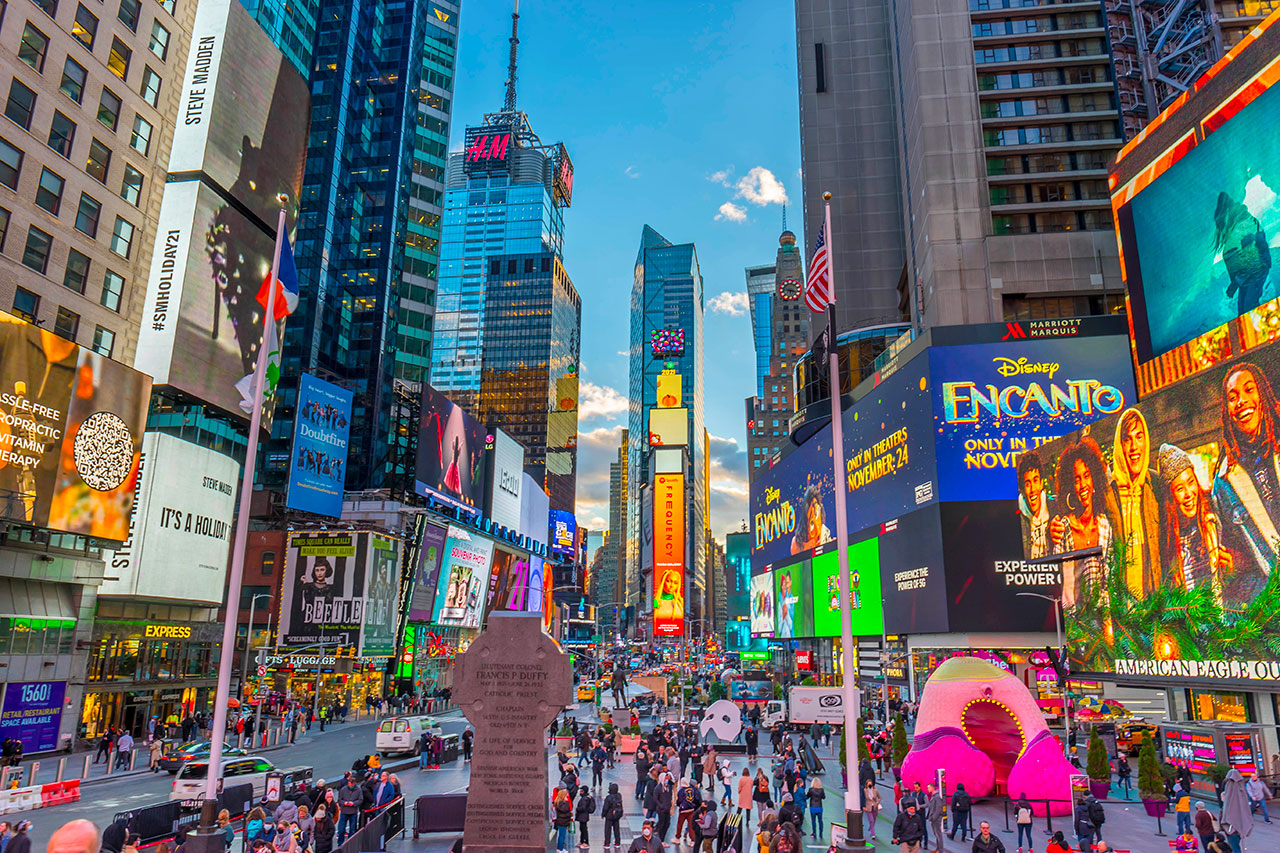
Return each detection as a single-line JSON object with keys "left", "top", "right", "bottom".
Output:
{"left": 453, "top": 612, "right": 572, "bottom": 852}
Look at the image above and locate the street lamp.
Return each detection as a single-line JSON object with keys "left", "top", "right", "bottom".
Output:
{"left": 1017, "top": 591, "right": 1071, "bottom": 758}
{"left": 241, "top": 593, "right": 272, "bottom": 704}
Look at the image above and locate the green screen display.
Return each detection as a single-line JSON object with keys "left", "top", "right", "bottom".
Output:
{"left": 811, "top": 538, "right": 884, "bottom": 637}
{"left": 773, "top": 559, "right": 813, "bottom": 639}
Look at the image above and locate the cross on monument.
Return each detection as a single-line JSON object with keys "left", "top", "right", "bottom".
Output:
{"left": 453, "top": 612, "right": 572, "bottom": 852}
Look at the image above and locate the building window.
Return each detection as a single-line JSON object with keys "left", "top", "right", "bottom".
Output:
{"left": 814, "top": 42, "right": 826, "bottom": 93}
{"left": 23, "top": 227, "right": 52, "bottom": 273}
{"left": 85, "top": 137, "right": 110, "bottom": 182}
{"left": 120, "top": 164, "right": 141, "bottom": 205}
{"left": 63, "top": 247, "right": 89, "bottom": 293}
{"left": 35, "top": 167, "right": 64, "bottom": 215}
{"left": 59, "top": 58, "right": 86, "bottom": 103}
{"left": 148, "top": 20, "right": 169, "bottom": 60}
{"left": 261, "top": 551, "right": 276, "bottom": 576}
{"left": 117, "top": 0, "right": 140, "bottom": 31}
{"left": 19, "top": 23, "right": 49, "bottom": 72}
{"left": 47, "top": 111, "right": 75, "bottom": 158}
{"left": 33, "top": 0, "right": 58, "bottom": 17}
{"left": 139, "top": 67, "right": 160, "bottom": 106}
{"left": 97, "top": 88, "right": 121, "bottom": 131}
{"left": 6, "top": 79, "right": 37, "bottom": 130}
{"left": 100, "top": 269, "right": 122, "bottom": 311}
{"left": 74, "top": 192, "right": 99, "bottom": 236}
{"left": 12, "top": 286, "right": 39, "bottom": 321}
{"left": 107, "top": 38, "right": 131, "bottom": 80}
{"left": 0, "top": 207, "right": 10, "bottom": 251}
{"left": 157, "top": 0, "right": 175, "bottom": 13}
{"left": 129, "top": 115, "right": 151, "bottom": 155}
{"left": 54, "top": 306, "right": 79, "bottom": 340}
{"left": 0, "top": 137, "right": 22, "bottom": 189}
{"left": 92, "top": 324, "right": 114, "bottom": 357}
{"left": 109, "top": 216, "right": 134, "bottom": 257}
{"left": 72, "top": 4, "right": 98, "bottom": 49}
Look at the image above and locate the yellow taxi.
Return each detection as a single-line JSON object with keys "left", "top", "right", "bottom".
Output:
{"left": 577, "top": 683, "right": 596, "bottom": 701}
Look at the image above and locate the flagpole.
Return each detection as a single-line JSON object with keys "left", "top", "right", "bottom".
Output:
{"left": 203, "top": 207, "right": 286, "bottom": 807}
{"left": 822, "top": 192, "right": 869, "bottom": 851}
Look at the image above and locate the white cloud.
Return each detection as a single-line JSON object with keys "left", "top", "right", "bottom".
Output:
{"left": 616, "top": 349, "right": 629, "bottom": 357}
{"left": 624, "top": 165, "right": 640, "bottom": 179}
{"left": 707, "top": 291, "right": 749, "bottom": 316}
{"left": 716, "top": 202, "right": 748, "bottom": 223}
{"left": 707, "top": 433, "right": 750, "bottom": 540}
{"left": 574, "top": 424, "right": 624, "bottom": 535}
{"left": 580, "top": 381, "right": 628, "bottom": 422}
{"left": 709, "top": 168, "right": 733, "bottom": 186}
{"left": 736, "top": 166, "right": 789, "bottom": 206}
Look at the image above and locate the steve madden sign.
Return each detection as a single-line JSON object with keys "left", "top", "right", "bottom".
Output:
{"left": 1115, "top": 658, "right": 1280, "bottom": 681}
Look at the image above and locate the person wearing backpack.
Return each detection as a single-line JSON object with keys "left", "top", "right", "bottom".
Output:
{"left": 677, "top": 778, "right": 702, "bottom": 844}
{"left": 1073, "top": 798, "right": 1095, "bottom": 853}
{"left": 948, "top": 783, "right": 972, "bottom": 842}
{"left": 1013, "top": 794, "right": 1034, "bottom": 852}
{"left": 1086, "top": 795, "right": 1106, "bottom": 845}
{"left": 574, "top": 786, "right": 596, "bottom": 849}
{"left": 696, "top": 801, "right": 719, "bottom": 853}
{"left": 601, "top": 782, "right": 623, "bottom": 850}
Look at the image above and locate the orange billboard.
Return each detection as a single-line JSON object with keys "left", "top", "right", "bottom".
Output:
{"left": 653, "top": 473, "right": 685, "bottom": 637}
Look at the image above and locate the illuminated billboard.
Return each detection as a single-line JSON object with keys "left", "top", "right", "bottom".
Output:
{"left": 431, "top": 527, "right": 495, "bottom": 628}
{"left": 1022, "top": 341, "right": 1280, "bottom": 677}
{"left": 286, "top": 374, "right": 352, "bottom": 518}
{"left": 772, "top": 559, "right": 813, "bottom": 638}
{"left": 0, "top": 310, "right": 150, "bottom": 541}
{"left": 135, "top": 0, "right": 308, "bottom": 422}
{"left": 649, "top": 407, "right": 688, "bottom": 447}
{"left": 810, "top": 537, "right": 884, "bottom": 637}
{"left": 484, "top": 428, "right": 525, "bottom": 531}
{"left": 656, "top": 373, "right": 682, "bottom": 408}
{"left": 462, "top": 125, "right": 514, "bottom": 173}
{"left": 653, "top": 472, "right": 685, "bottom": 636}
{"left": 553, "top": 143, "right": 574, "bottom": 207}
{"left": 550, "top": 510, "right": 576, "bottom": 558}
{"left": 280, "top": 531, "right": 400, "bottom": 653}
{"left": 100, "top": 433, "right": 239, "bottom": 604}
{"left": 414, "top": 383, "right": 487, "bottom": 519}
{"left": 749, "top": 572, "right": 774, "bottom": 635}
{"left": 651, "top": 328, "right": 685, "bottom": 357}
{"left": 406, "top": 519, "right": 448, "bottom": 623}
{"left": 1111, "top": 12, "right": 1280, "bottom": 394}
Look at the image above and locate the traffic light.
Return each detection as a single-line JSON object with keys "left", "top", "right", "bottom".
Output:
{"left": 335, "top": 646, "right": 355, "bottom": 675}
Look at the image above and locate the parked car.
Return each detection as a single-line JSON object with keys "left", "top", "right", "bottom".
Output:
{"left": 160, "top": 741, "right": 248, "bottom": 774}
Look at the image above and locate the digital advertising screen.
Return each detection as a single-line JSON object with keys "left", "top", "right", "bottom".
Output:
{"left": 877, "top": 507, "right": 948, "bottom": 635}
{"left": 550, "top": 509, "right": 576, "bottom": 557}
{"left": 657, "top": 373, "right": 682, "bottom": 408}
{"left": 1023, "top": 338, "right": 1280, "bottom": 678}
{"left": 651, "top": 328, "right": 685, "bottom": 357}
{"left": 406, "top": 519, "right": 449, "bottom": 623}
{"left": 0, "top": 311, "right": 150, "bottom": 541}
{"left": 414, "top": 383, "right": 487, "bottom": 520}
{"left": 0, "top": 681, "right": 65, "bottom": 754}
{"left": 484, "top": 428, "right": 525, "bottom": 531}
{"left": 280, "top": 531, "right": 372, "bottom": 647}
{"left": 100, "top": 433, "right": 239, "bottom": 604}
{"left": 653, "top": 472, "right": 686, "bottom": 637}
{"left": 749, "top": 572, "right": 774, "bottom": 636}
{"left": 358, "top": 534, "right": 400, "bottom": 657}
{"left": 286, "top": 373, "right": 352, "bottom": 518}
{"left": 485, "top": 549, "right": 533, "bottom": 617}
{"left": 431, "top": 527, "right": 495, "bottom": 628}
{"left": 929, "top": 330, "right": 1136, "bottom": 502}
{"left": 811, "top": 536, "right": 885, "bottom": 637}
{"left": 648, "top": 407, "right": 689, "bottom": 447}
{"left": 749, "top": 351, "right": 935, "bottom": 572}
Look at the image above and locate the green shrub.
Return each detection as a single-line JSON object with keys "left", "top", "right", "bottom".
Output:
{"left": 1086, "top": 726, "right": 1110, "bottom": 783}
{"left": 1137, "top": 737, "right": 1163, "bottom": 800}
{"left": 629, "top": 723, "right": 642, "bottom": 735}
{"left": 891, "top": 714, "right": 910, "bottom": 766}
{"left": 557, "top": 722, "right": 573, "bottom": 736}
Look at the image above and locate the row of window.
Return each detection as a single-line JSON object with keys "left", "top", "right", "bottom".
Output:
{"left": 12, "top": 279, "right": 116, "bottom": 355}
{"left": 7, "top": 73, "right": 154, "bottom": 157}
{"left": 983, "top": 120, "right": 1119, "bottom": 146}
{"left": 980, "top": 92, "right": 1112, "bottom": 118}
{"left": 978, "top": 65, "right": 1111, "bottom": 89}
{"left": 986, "top": 148, "right": 1114, "bottom": 175}
{"left": 989, "top": 178, "right": 1110, "bottom": 204}
{"left": 971, "top": 0, "right": 1088, "bottom": 10}
{"left": 992, "top": 209, "right": 1114, "bottom": 233}
{"left": 975, "top": 38, "right": 1106, "bottom": 63}
{"left": 972, "top": 11, "right": 1102, "bottom": 36}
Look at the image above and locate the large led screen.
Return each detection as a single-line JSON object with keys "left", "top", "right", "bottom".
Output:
{"left": 406, "top": 520, "right": 448, "bottom": 623}
{"left": 930, "top": 332, "right": 1136, "bottom": 502}
{"left": 749, "top": 572, "right": 774, "bottom": 635}
{"left": 653, "top": 472, "right": 686, "bottom": 637}
{"left": 431, "top": 528, "right": 495, "bottom": 628}
{"left": 281, "top": 531, "right": 377, "bottom": 648}
{"left": 359, "top": 534, "right": 400, "bottom": 657}
{"left": 649, "top": 407, "right": 689, "bottom": 447}
{"left": 1022, "top": 341, "right": 1280, "bottom": 677}
{"left": 485, "top": 549, "right": 533, "bottom": 617}
{"left": 0, "top": 311, "right": 150, "bottom": 541}
{"left": 550, "top": 509, "right": 576, "bottom": 557}
{"left": 772, "top": 559, "right": 813, "bottom": 639}
{"left": 877, "top": 507, "right": 948, "bottom": 635}
{"left": 749, "top": 352, "right": 935, "bottom": 572}
{"left": 811, "top": 537, "right": 885, "bottom": 637}
{"left": 286, "top": 373, "right": 352, "bottom": 518}
{"left": 414, "top": 383, "right": 487, "bottom": 520}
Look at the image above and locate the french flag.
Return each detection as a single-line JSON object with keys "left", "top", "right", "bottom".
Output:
{"left": 255, "top": 233, "right": 299, "bottom": 321}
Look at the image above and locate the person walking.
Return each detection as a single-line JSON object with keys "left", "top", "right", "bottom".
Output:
{"left": 655, "top": 773, "right": 674, "bottom": 842}
{"left": 551, "top": 788, "right": 573, "bottom": 853}
{"left": 312, "top": 808, "right": 334, "bottom": 853}
{"left": 1175, "top": 786, "right": 1193, "bottom": 836}
{"left": 745, "top": 727, "right": 758, "bottom": 764}
{"left": 601, "top": 782, "right": 623, "bottom": 851}
{"left": 1073, "top": 798, "right": 1096, "bottom": 853}
{"left": 902, "top": 781, "right": 930, "bottom": 849}
{"left": 948, "top": 783, "right": 972, "bottom": 842}
{"left": 591, "top": 742, "right": 608, "bottom": 790}
{"left": 1085, "top": 795, "right": 1106, "bottom": 845}
{"left": 703, "top": 748, "right": 718, "bottom": 796}
{"left": 574, "top": 785, "right": 596, "bottom": 849}
{"left": 1247, "top": 773, "right": 1273, "bottom": 822}
{"left": 677, "top": 777, "right": 702, "bottom": 845}
{"left": 695, "top": 801, "right": 719, "bottom": 853}
{"left": 1115, "top": 755, "right": 1132, "bottom": 799}
{"left": 1013, "top": 794, "right": 1033, "bottom": 853}
{"left": 148, "top": 737, "right": 164, "bottom": 773}
{"left": 863, "top": 778, "right": 882, "bottom": 842}
{"left": 752, "top": 769, "right": 771, "bottom": 817}
{"left": 925, "top": 785, "right": 944, "bottom": 851}
{"left": 806, "top": 778, "right": 824, "bottom": 840}
{"left": 461, "top": 727, "right": 473, "bottom": 762}
{"left": 737, "top": 768, "right": 754, "bottom": 830}
{"left": 971, "top": 821, "right": 1005, "bottom": 853}
{"left": 892, "top": 801, "right": 926, "bottom": 853}
{"left": 1194, "top": 801, "right": 1216, "bottom": 851}
{"left": 115, "top": 731, "right": 134, "bottom": 770}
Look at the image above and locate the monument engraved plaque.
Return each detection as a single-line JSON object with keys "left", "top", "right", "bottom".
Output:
{"left": 454, "top": 612, "right": 571, "bottom": 853}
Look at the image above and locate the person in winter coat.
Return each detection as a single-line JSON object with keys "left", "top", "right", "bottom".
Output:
{"left": 626, "top": 821, "right": 663, "bottom": 853}
{"left": 551, "top": 787, "right": 573, "bottom": 853}
{"left": 862, "top": 779, "right": 882, "bottom": 841}
{"left": 703, "top": 749, "right": 719, "bottom": 795}
{"left": 148, "top": 738, "right": 164, "bottom": 773}
{"left": 460, "top": 727, "right": 473, "bottom": 762}
{"left": 635, "top": 748, "right": 652, "bottom": 803}
{"left": 891, "top": 802, "right": 926, "bottom": 853}
{"left": 1073, "top": 800, "right": 1096, "bottom": 853}
{"left": 1246, "top": 773, "right": 1273, "bottom": 822}
{"left": 971, "top": 821, "right": 1006, "bottom": 853}
{"left": 245, "top": 809, "right": 274, "bottom": 848}
{"left": 720, "top": 760, "right": 735, "bottom": 805}
{"left": 274, "top": 798, "right": 300, "bottom": 826}
{"left": 312, "top": 808, "right": 335, "bottom": 853}
{"left": 737, "top": 769, "right": 755, "bottom": 828}
{"left": 336, "top": 779, "right": 364, "bottom": 846}
{"left": 591, "top": 743, "right": 609, "bottom": 789}
{"left": 1086, "top": 795, "right": 1106, "bottom": 845}
{"left": 696, "top": 802, "right": 719, "bottom": 853}
{"left": 949, "top": 783, "right": 972, "bottom": 842}
{"left": 1194, "top": 801, "right": 1216, "bottom": 850}
{"left": 805, "top": 778, "right": 824, "bottom": 840}
{"left": 753, "top": 770, "right": 772, "bottom": 816}
{"left": 1115, "top": 755, "right": 1132, "bottom": 798}
{"left": 745, "top": 727, "right": 759, "bottom": 762}
{"left": 574, "top": 785, "right": 596, "bottom": 848}
{"left": 101, "top": 819, "right": 129, "bottom": 853}
{"left": 643, "top": 768, "right": 661, "bottom": 820}
{"left": 677, "top": 778, "right": 703, "bottom": 844}
{"left": 1045, "top": 831, "right": 1071, "bottom": 853}
{"left": 270, "top": 821, "right": 297, "bottom": 853}
{"left": 601, "top": 782, "right": 624, "bottom": 850}
{"left": 655, "top": 774, "right": 675, "bottom": 842}
{"left": 776, "top": 793, "right": 803, "bottom": 833}
{"left": 1013, "top": 794, "right": 1034, "bottom": 852}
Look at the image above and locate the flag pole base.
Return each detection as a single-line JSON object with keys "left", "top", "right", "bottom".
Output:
{"left": 837, "top": 810, "right": 874, "bottom": 852}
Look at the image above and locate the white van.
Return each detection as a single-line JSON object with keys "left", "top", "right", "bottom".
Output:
{"left": 169, "top": 756, "right": 276, "bottom": 801}
{"left": 375, "top": 715, "right": 440, "bottom": 756}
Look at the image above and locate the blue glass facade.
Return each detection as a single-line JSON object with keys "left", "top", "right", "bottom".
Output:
{"left": 237, "top": 0, "right": 318, "bottom": 77}
{"left": 257, "top": 0, "right": 459, "bottom": 491}
{"left": 627, "top": 225, "right": 706, "bottom": 625}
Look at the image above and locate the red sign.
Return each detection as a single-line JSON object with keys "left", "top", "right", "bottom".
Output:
{"left": 465, "top": 132, "right": 511, "bottom": 164}
{"left": 796, "top": 650, "right": 813, "bottom": 671}
{"left": 653, "top": 473, "right": 685, "bottom": 637}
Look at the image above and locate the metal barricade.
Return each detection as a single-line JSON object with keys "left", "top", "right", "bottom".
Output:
{"left": 336, "top": 797, "right": 405, "bottom": 853}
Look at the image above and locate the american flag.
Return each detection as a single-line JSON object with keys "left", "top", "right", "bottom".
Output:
{"left": 805, "top": 221, "right": 832, "bottom": 313}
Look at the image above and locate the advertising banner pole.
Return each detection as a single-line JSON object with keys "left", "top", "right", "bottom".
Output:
{"left": 205, "top": 207, "right": 286, "bottom": 802}
{"left": 821, "top": 193, "right": 869, "bottom": 851}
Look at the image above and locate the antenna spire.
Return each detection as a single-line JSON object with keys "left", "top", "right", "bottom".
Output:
{"left": 782, "top": 203, "right": 788, "bottom": 232}
{"left": 503, "top": 0, "right": 520, "bottom": 112}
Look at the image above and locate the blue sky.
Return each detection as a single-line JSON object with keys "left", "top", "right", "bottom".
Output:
{"left": 448, "top": 1, "right": 803, "bottom": 544}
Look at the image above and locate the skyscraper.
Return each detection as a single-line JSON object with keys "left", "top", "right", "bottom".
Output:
{"left": 627, "top": 225, "right": 706, "bottom": 637}
{"left": 265, "top": 0, "right": 460, "bottom": 491}
{"left": 595, "top": 427, "right": 627, "bottom": 636}
{"left": 431, "top": 6, "right": 580, "bottom": 511}
{"left": 746, "top": 230, "right": 809, "bottom": 478}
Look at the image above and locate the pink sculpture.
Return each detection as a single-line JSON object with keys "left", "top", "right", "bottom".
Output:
{"left": 900, "top": 656, "right": 1076, "bottom": 816}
